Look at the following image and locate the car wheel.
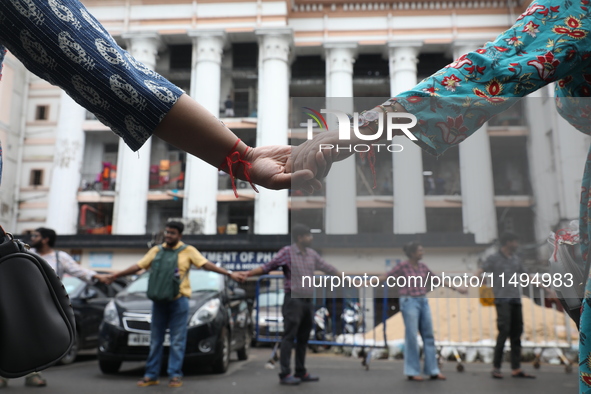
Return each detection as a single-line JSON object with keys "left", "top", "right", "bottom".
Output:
{"left": 212, "top": 327, "right": 230, "bottom": 374}
{"left": 59, "top": 334, "right": 79, "bottom": 365}
{"left": 237, "top": 327, "right": 251, "bottom": 361}
{"left": 99, "top": 359, "right": 122, "bottom": 374}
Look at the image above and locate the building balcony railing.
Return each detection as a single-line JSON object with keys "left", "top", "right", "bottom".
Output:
{"left": 80, "top": 171, "right": 115, "bottom": 192}
{"left": 149, "top": 157, "right": 185, "bottom": 190}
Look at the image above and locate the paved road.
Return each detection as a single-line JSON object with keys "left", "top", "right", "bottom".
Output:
{"left": 0, "top": 348, "right": 578, "bottom": 393}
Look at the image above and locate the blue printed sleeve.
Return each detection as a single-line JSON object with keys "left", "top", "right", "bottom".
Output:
{"left": 0, "top": 0, "right": 184, "bottom": 152}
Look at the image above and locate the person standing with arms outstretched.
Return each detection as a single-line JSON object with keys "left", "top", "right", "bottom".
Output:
{"left": 108, "top": 221, "right": 245, "bottom": 388}
{"left": 243, "top": 224, "right": 340, "bottom": 385}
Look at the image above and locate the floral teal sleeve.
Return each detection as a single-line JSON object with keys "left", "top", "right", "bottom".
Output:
{"left": 389, "top": 0, "right": 591, "bottom": 156}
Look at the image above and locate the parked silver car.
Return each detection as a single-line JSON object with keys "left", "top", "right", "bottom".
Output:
{"left": 252, "top": 289, "right": 284, "bottom": 344}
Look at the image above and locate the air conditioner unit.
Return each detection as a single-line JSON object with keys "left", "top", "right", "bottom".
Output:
{"left": 167, "top": 217, "right": 202, "bottom": 235}
{"left": 226, "top": 223, "right": 238, "bottom": 235}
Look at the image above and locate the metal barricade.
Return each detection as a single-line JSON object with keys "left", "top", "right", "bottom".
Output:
{"left": 252, "top": 275, "right": 392, "bottom": 370}
{"left": 252, "top": 274, "right": 576, "bottom": 373}
{"left": 430, "top": 283, "right": 577, "bottom": 373}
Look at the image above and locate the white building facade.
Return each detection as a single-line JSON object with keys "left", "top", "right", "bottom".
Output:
{"left": 0, "top": 0, "right": 588, "bottom": 275}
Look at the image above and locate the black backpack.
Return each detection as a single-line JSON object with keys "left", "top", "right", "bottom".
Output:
{"left": 147, "top": 244, "right": 188, "bottom": 302}
{"left": 0, "top": 227, "right": 76, "bottom": 377}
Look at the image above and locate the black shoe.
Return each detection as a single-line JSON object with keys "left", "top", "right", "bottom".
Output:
{"left": 295, "top": 373, "right": 320, "bottom": 382}
{"left": 279, "top": 375, "right": 301, "bottom": 385}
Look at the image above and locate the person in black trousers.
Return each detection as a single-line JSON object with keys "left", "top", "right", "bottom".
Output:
{"left": 244, "top": 224, "right": 340, "bottom": 385}
{"left": 476, "top": 232, "right": 537, "bottom": 379}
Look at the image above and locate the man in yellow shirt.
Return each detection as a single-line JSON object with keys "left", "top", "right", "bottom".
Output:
{"left": 109, "top": 221, "right": 245, "bottom": 388}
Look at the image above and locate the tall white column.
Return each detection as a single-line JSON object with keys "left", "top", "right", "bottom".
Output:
{"left": 112, "top": 33, "right": 159, "bottom": 234}
{"left": 46, "top": 92, "right": 86, "bottom": 234}
{"left": 455, "top": 43, "right": 497, "bottom": 243}
{"left": 554, "top": 115, "right": 591, "bottom": 219}
{"left": 253, "top": 29, "right": 292, "bottom": 234}
{"left": 324, "top": 43, "right": 358, "bottom": 234}
{"left": 183, "top": 31, "right": 225, "bottom": 234}
{"left": 389, "top": 42, "right": 426, "bottom": 234}
{"left": 525, "top": 89, "right": 590, "bottom": 250}
{"left": 525, "top": 90, "right": 561, "bottom": 250}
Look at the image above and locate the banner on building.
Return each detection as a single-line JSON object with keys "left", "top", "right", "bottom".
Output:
{"left": 202, "top": 251, "right": 278, "bottom": 271}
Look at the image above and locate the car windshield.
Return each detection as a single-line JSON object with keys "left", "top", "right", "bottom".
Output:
{"left": 125, "top": 270, "right": 224, "bottom": 294}
{"left": 257, "top": 291, "right": 284, "bottom": 307}
{"left": 61, "top": 276, "right": 85, "bottom": 295}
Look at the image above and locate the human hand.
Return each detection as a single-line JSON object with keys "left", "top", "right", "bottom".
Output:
{"left": 94, "top": 274, "right": 113, "bottom": 284}
{"left": 231, "top": 271, "right": 248, "bottom": 283}
{"left": 286, "top": 130, "right": 354, "bottom": 186}
{"left": 244, "top": 145, "right": 321, "bottom": 193}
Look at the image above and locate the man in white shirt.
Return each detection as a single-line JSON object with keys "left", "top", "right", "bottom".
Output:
{"left": 30, "top": 227, "right": 110, "bottom": 284}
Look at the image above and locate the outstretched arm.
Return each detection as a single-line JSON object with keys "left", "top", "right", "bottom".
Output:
{"left": 58, "top": 251, "right": 102, "bottom": 284}
{"left": 110, "top": 264, "right": 142, "bottom": 282}
{"left": 245, "top": 247, "right": 289, "bottom": 278}
{"left": 289, "top": 0, "right": 587, "bottom": 179}
{"left": 201, "top": 261, "right": 246, "bottom": 283}
{"left": 245, "top": 266, "right": 266, "bottom": 278}
{"left": 108, "top": 247, "right": 159, "bottom": 283}
{"left": 153, "top": 95, "right": 318, "bottom": 192}
{"left": 0, "top": 1, "right": 318, "bottom": 192}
